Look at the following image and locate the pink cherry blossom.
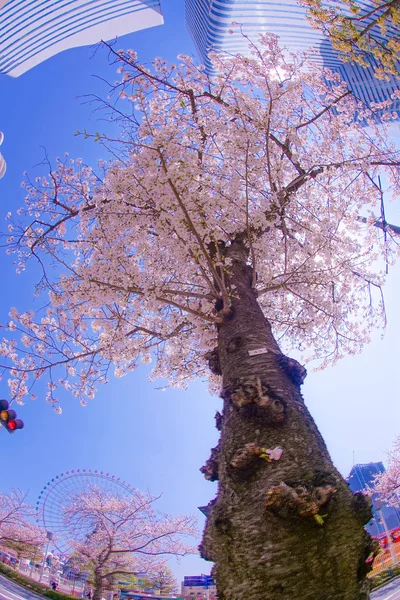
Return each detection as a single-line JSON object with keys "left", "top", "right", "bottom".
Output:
{"left": 0, "top": 489, "right": 46, "bottom": 549}
{"left": 370, "top": 436, "right": 400, "bottom": 507}
{"left": 267, "top": 447, "right": 283, "bottom": 461}
{"left": 0, "top": 33, "right": 398, "bottom": 407}
{"left": 62, "top": 485, "right": 197, "bottom": 600}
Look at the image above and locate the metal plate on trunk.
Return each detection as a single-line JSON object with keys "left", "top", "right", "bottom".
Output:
{"left": 248, "top": 348, "right": 269, "bottom": 356}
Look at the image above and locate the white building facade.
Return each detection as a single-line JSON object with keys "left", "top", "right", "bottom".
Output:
{"left": 0, "top": 0, "right": 163, "bottom": 77}
{"left": 185, "top": 0, "right": 399, "bottom": 110}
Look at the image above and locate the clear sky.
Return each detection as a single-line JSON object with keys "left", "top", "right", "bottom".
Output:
{"left": 0, "top": 0, "right": 400, "bottom": 586}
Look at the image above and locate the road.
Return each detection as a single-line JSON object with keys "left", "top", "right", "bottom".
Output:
{"left": 0, "top": 571, "right": 399, "bottom": 600}
{"left": 372, "top": 577, "right": 400, "bottom": 600}
{"left": 0, "top": 575, "right": 44, "bottom": 600}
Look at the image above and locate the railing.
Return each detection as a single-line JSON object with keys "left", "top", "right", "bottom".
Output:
{"left": 17, "top": 562, "right": 86, "bottom": 596}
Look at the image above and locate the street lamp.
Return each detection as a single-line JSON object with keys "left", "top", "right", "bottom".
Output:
{"left": 375, "top": 499, "right": 399, "bottom": 566}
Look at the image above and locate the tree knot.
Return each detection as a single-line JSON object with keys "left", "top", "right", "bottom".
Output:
{"left": 265, "top": 482, "right": 336, "bottom": 525}
{"left": 352, "top": 492, "right": 373, "bottom": 526}
{"left": 277, "top": 355, "right": 307, "bottom": 387}
{"left": 226, "top": 336, "right": 242, "bottom": 353}
{"left": 214, "top": 411, "right": 223, "bottom": 431}
{"left": 200, "top": 446, "right": 220, "bottom": 481}
{"left": 230, "top": 443, "right": 283, "bottom": 469}
{"left": 226, "top": 377, "right": 286, "bottom": 424}
{"left": 205, "top": 348, "right": 221, "bottom": 376}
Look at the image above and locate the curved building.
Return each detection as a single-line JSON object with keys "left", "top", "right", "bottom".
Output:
{"left": 0, "top": 131, "right": 6, "bottom": 180}
{"left": 185, "top": 0, "right": 400, "bottom": 111}
{"left": 186, "top": 0, "right": 327, "bottom": 72}
{"left": 0, "top": 0, "right": 163, "bottom": 77}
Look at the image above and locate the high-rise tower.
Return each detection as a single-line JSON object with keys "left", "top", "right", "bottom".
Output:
{"left": 0, "top": 0, "right": 163, "bottom": 77}
{"left": 185, "top": 0, "right": 399, "bottom": 111}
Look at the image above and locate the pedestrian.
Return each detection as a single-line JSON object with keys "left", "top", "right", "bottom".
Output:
{"left": 51, "top": 581, "right": 57, "bottom": 591}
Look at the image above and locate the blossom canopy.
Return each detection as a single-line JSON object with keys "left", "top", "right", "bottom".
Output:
{"left": 2, "top": 34, "right": 400, "bottom": 409}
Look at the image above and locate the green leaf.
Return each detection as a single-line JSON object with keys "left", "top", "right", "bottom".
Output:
{"left": 314, "top": 514, "right": 325, "bottom": 526}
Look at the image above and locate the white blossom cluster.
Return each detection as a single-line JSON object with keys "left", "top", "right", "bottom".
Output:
{"left": 63, "top": 485, "right": 197, "bottom": 579}
{"left": 1, "top": 34, "right": 399, "bottom": 408}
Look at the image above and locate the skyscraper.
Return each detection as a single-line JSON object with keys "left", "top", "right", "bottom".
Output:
{"left": 186, "top": 0, "right": 326, "bottom": 72}
{"left": 185, "top": 0, "right": 399, "bottom": 110}
{"left": 347, "top": 462, "right": 400, "bottom": 537}
{"left": 0, "top": 0, "right": 164, "bottom": 77}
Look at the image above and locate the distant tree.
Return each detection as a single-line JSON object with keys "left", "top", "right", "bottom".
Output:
{"left": 2, "top": 35, "right": 400, "bottom": 598}
{"left": 5, "top": 539, "right": 42, "bottom": 562}
{"left": 113, "top": 572, "right": 139, "bottom": 593}
{"left": 0, "top": 489, "right": 45, "bottom": 551}
{"left": 143, "top": 566, "right": 178, "bottom": 596}
{"left": 371, "top": 437, "right": 400, "bottom": 506}
{"left": 301, "top": 0, "right": 400, "bottom": 80}
{"left": 62, "top": 485, "right": 195, "bottom": 600}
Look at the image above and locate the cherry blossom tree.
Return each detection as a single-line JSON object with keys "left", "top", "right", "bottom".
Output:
{"left": 301, "top": 0, "right": 400, "bottom": 80}
{"left": 371, "top": 437, "right": 400, "bottom": 507}
{"left": 0, "top": 489, "right": 45, "bottom": 551}
{"left": 61, "top": 486, "right": 196, "bottom": 600}
{"left": 2, "top": 34, "right": 400, "bottom": 598}
{"left": 143, "top": 566, "right": 178, "bottom": 596}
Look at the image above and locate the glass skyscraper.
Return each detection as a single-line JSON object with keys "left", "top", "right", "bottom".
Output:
{"left": 185, "top": 0, "right": 399, "bottom": 111}
{"left": 0, "top": 0, "right": 163, "bottom": 77}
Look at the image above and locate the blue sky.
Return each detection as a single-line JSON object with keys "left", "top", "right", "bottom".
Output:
{"left": 1, "top": 0, "right": 400, "bottom": 586}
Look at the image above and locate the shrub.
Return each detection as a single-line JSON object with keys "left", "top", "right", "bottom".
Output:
{"left": 44, "top": 591, "right": 77, "bottom": 600}
{"left": 370, "top": 564, "right": 400, "bottom": 589}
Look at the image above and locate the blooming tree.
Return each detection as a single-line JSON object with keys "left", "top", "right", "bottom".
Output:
{"left": 2, "top": 35, "right": 400, "bottom": 598}
{"left": 0, "top": 489, "right": 45, "bottom": 551}
{"left": 301, "top": 0, "right": 400, "bottom": 80}
{"left": 142, "top": 566, "right": 178, "bottom": 596}
{"left": 61, "top": 485, "right": 196, "bottom": 600}
{"left": 371, "top": 437, "right": 400, "bottom": 507}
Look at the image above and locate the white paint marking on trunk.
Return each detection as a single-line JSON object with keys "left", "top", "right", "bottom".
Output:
{"left": 248, "top": 348, "right": 269, "bottom": 356}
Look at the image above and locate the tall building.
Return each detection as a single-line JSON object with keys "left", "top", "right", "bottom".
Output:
{"left": 186, "top": 0, "right": 326, "bottom": 72}
{"left": 0, "top": 131, "right": 6, "bottom": 179}
{"left": 185, "top": 0, "right": 400, "bottom": 111}
{"left": 347, "top": 462, "right": 400, "bottom": 538}
{"left": 0, "top": 0, "right": 164, "bottom": 77}
{"left": 181, "top": 575, "right": 217, "bottom": 600}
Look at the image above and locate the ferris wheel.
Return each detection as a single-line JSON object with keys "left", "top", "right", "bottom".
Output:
{"left": 36, "top": 469, "right": 135, "bottom": 556}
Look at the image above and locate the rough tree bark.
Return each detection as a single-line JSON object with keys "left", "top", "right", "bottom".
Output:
{"left": 92, "top": 568, "right": 103, "bottom": 600}
{"left": 201, "top": 239, "right": 377, "bottom": 600}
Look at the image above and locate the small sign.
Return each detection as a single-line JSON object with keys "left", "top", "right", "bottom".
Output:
{"left": 248, "top": 348, "right": 269, "bottom": 356}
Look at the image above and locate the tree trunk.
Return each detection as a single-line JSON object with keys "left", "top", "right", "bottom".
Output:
{"left": 92, "top": 569, "right": 103, "bottom": 600}
{"left": 201, "top": 240, "right": 376, "bottom": 600}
